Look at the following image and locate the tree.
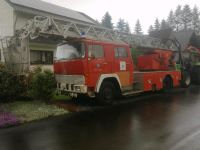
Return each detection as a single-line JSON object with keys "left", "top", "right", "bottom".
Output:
{"left": 192, "top": 5, "right": 200, "bottom": 31}
{"left": 167, "top": 10, "right": 175, "bottom": 30}
{"left": 181, "top": 4, "right": 192, "bottom": 30}
{"left": 154, "top": 18, "right": 160, "bottom": 31}
{"left": 148, "top": 25, "right": 154, "bottom": 35}
{"left": 101, "top": 12, "right": 113, "bottom": 29}
{"left": 116, "top": 18, "right": 126, "bottom": 32}
{"left": 160, "top": 19, "right": 169, "bottom": 30}
{"left": 134, "top": 19, "right": 143, "bottom": 34}
{"left": 124, "top": 22, "right": 131, "bottom": 33}
{"left": 174, "top": 5, "right": 182, "bottom": 31}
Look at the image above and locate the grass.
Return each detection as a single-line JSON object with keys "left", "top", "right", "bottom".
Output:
{"left": 0, "top": 101, "right": 69, "bottom": 123}
{"left": 53, "top": 94, "right": 71, "bottom": 101}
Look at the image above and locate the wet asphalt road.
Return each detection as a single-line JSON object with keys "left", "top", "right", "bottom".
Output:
{"left": 0, "top": 86, "right": 200, "bottom": 150}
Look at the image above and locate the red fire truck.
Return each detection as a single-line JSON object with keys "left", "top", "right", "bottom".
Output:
{"left": 17, "top": 16, "right": 182, "bottom": 104}
{"left": 54, "top": 38, "right": 181, "bottom": 104}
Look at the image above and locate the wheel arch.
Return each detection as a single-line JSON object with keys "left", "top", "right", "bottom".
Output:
{"left": 163, "top": 74, "right": 174, "bottom": 88}
{"left": 95, "top": 74, "right": 122, "bottom": 93}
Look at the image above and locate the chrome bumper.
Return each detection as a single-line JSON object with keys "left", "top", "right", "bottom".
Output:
{"left": 57, "top": 83, "right": 87, "bottom": 94}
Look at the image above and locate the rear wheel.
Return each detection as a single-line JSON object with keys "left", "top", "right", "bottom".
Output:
{"left": 163, "top": 76, "right": 173, "bottom": 92}
{"left": 192, "top": 65, "right": 200, "bottom": 85}
{"left": 181, "top": 71, "right": 191, "bottom": 88}
{"left": 96, "top": 81, "right": 116, "bottom": 105}
{"left": 197, "top": 69, "right": 200, "bottom": 84}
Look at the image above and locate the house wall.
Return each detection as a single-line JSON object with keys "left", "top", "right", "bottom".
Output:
{"left": 0, "top": 0, "right": 14, "bottom": 37}
{"left": 14, "top": 11, "right": 34, "bottom": 31}
{"left": 0, "top": 49, "right": 5, "bottom": 62}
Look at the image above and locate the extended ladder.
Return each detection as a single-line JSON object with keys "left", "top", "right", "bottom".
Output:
{"left": 18, "top": 16, "right": 172, "bottom": 50}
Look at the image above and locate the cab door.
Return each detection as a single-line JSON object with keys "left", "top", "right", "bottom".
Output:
{"left": 87, "top": 44, "right": 106, "bottom": 86}
{"left": 113, "top": 46, "right": 133, "bottom": 87}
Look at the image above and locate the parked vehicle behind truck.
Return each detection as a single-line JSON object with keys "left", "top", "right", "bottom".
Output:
{"left": 172, "top": 46, "right": 200, "bottom": 85}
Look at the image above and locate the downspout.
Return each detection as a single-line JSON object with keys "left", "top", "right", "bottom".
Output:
{"left": 13, "top": 10, "right": 18, "bottom": 36}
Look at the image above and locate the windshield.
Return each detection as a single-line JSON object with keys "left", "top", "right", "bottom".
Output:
{"left": 55, "top": 42, "right": 85, "bottom": 60}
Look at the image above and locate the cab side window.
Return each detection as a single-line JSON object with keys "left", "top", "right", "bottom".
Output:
{"left": 115, "top": 47, "right": 128, "bottom": 58}
{"left": 88, "top": 45, "right": 104, "bottom": 58}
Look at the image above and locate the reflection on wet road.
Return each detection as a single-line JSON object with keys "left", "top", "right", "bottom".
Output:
{"left": 0, "top": 86, "right": 200, "bottom": 150}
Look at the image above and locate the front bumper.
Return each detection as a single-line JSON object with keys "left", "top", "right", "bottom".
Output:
{"left": 57, "top": 83, "right": 87, "bottom": 94}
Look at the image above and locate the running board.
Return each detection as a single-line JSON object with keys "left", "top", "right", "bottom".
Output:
{"left": 122, "top": 90, "right": 143, "bottom": 96}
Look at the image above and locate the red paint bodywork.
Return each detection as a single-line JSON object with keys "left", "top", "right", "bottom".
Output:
{"left": 54, "top": 39, "right": 134, "bottom": 88}
{"left": 54, "top": 38, "right": 181, "bottom": 93}
{"left": 137, "top": 49, "right": 173, "bottom": 71}
{"left": 54, "top": 60, "right": 87, "bottom": 75}
{"left": 135, "top": 71, "right": 181, "bottom": 91}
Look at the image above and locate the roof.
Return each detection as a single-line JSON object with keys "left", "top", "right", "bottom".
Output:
{"left": 7, "top": 0, "right": 95, "bottom": 24}
{"left": 149, "top": 29, "right": 173, "bottom": 40}
{"left": 150, "top": 29, "right": 200, "bottom": 50}
{"left": 173, "top": 30, "right": 197, "bottom": 50}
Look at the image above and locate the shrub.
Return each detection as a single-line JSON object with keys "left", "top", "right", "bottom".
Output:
{"left": 29, "top": 69, "right": 56, "bottom": 101}
{"left": 0, "top": 63, "right": 5, "bottom": 69}
{"left": 0, "top": 68, "right": 26, "bottom": 101}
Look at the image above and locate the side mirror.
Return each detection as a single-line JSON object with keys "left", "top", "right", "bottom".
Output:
{"left": 88, "top": 53, "right": 95, "bottom": 59}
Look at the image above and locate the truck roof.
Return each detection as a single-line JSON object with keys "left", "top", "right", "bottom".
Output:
{"left": 63, "top": 37, "right": 129, "bottom": 47}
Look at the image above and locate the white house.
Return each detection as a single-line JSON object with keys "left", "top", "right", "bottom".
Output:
{"left": 0, "top": 0, "right": 96, "bottom": 70}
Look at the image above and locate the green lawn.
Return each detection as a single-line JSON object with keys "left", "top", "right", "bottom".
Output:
{"left": 0, "top": 101, "right": 69, "bottom": 123}
{"left": 53, "top": 94, "right": 71, "bottom": 101}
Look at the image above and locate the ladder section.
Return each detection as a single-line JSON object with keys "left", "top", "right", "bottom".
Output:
{"left": 18, "top": 16, "right": 171, "bottom": 50}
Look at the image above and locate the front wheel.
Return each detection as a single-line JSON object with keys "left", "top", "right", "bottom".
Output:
{"left": 96, "top": 81, "right": 116, "bottom": 105}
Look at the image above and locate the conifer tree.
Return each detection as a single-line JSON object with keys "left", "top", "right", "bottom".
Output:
{"left": 154, "top": 18, "right": 160, "bottom": 31}
{"left": 192, "top": 5, "right": 200, "bottom": 31}
{"left": 174, "top": 5, "right": 182, "bottom": 31}
{"left": 125, "top": 22, "right": 131, "bottom": 33}
{"left": 167, "top": 10, "right": 175, "bottom": 30}
{"left": 134, "top": 19, "right": 143, "bottom": 34}
{"left": 116, "top": 18, "right": 126, "bottom": 32}
{"left": 160, "top": 19, "right": 169, "bottom": 30}
{"left": 148, "top": 25, "right": 154, "bottom": 35}
{"left": 181, "top": 4, "right": 192, "bottom": 30}
{"left": 101, "top": 12, "right": 113, "bottom": 29}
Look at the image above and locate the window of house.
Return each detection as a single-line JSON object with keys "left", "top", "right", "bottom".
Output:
{"left": 115, "top": 47, "right": 128, "bottom": 58}
{"left": 30, "top": 50, "right": 53, "bottom": 65}
{"left": 88, "top": 45, "right": 104, "bottom": 58}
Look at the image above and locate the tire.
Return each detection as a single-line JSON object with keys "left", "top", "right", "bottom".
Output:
{"left": 192, "top": 65, "right": 200, "bottom": 85}
{"left": 181, "top": 71, "right": 191, "bottom": 88}
{"left": 197, "top": 69, "right": 200, "bottom": 85}
{"left": 163, "top": 76, "right": 173, "bottom": 92}
{"left": 72, "top": 94, "right": 89, "bottom": 101}
{"left": 96, "top": 81, "right": 116, "bottom": 105}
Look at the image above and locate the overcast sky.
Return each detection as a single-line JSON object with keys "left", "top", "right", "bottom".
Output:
{"left": 43, "top": 0, "right": 198, "bottom": 33}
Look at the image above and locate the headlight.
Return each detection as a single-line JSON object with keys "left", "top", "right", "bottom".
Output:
{"left": 76, "top": 86, "right": 81, "bottom": 92}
